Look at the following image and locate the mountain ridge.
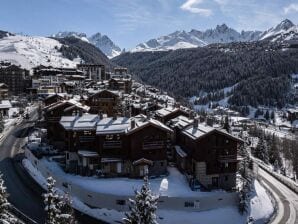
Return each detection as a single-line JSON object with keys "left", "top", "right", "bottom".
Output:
{"left": 131, "top": 19, "right": 297, "bottom": 52}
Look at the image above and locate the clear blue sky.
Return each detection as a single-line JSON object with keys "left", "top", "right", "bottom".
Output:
{"left": 1, "top": 0, "right": 298, "bottom": 49}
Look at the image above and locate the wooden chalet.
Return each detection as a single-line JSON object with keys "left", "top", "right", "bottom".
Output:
{"left": 85, "top": 89, "right": 120, "bottom": 116}
{"left": 60, "top": 114, "right": 173, "bottom": 177}
{"left": 178, "top": 119, "right": 243, "bottom": 190}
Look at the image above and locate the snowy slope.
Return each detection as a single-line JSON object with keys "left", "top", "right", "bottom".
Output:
{"left": 132, "top": 24, "right": 262, "bottom": 52}
{"left": 0, "top": 35, "right": 79, "bottom": 70}
{"left": 259, "top": 19, "right": 298, "bottom": 42}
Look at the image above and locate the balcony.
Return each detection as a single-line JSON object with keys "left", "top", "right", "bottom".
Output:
{"left": 142, "top": 141, "right": 164, "bottom": 150}
{"left": 218, "top": 154, "right": 242, "bottom": 163}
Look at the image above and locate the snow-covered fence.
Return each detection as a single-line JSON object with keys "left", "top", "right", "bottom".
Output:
{"left": 257, "top": 163, "right": 298, "bottom": 195}
{"left": 25, "top": 149, "right": 238, "bottom": 212}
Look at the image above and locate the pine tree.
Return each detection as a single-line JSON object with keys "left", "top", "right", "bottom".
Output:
{"left": 44, "top": 177, "right": 76, "bottom": 224}
{"left": 254, "top": 135, "right": 269, "bottom": 164}
{"left": 57, "top": 193, "right": 76, "bottom": 224}
{"left": 223, "top": 116, "right": 230, "bottom": 133}
{"left": 124, "top": 176, "right": 159, "bottom": 224}
{"left": 264, "top": 110, "right": 270, "bottom": 121}
{"left": 270, "top": 111, "right": 275, "bottom": 122}
{"left": 44, "top": 177, "right": 60, "bottom": 224}
{"left": 0, "top": 173, "right": 17, "bottom": 224}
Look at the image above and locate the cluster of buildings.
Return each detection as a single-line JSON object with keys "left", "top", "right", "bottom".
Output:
{"left": 37, "top": 64, "right": 244, "bottom": 191}
{"left": 0, "top": 60, "right": 246, "bottom": 191}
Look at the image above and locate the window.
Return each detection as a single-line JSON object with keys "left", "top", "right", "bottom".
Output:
{"left": 225, "top": 162, "right": 229, "bottom": 168}
{"left": 226, "top": 139, "right": 229, "bottom": 144}
{"left": 105, "top": 135, "right": 114, "bottom": 140}
{"left": 66, "top": 152, "right": 69, "bottom": 160}
{"left": 184, "top": 201, "right": 194, "bottom": 208}
{"left": 84, "top": 131, "right": 92, "bottom": 135}
{"left": 225, "top": 176, "right": 228, "bottom": 181}
{"left": 160, "top": 162, "right": 164, "bottom": 167}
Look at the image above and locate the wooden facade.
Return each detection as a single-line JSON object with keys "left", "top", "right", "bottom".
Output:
{"left": 179, "top": 126, "right": 242, "bottom": 190}
{"left": 86, "top": 90, "right": 120, "bottom": 116}
{"left": 60, "top": 116, "right": 172, "bottom": 178}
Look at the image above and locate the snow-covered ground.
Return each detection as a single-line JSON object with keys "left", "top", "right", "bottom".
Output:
{"left": 249, "top": 180, "right": 274, "bottom": 223}
{"left": 0, "top": 35, "right": 80, "bottom": 70}
{"left": 39, "top": 158, "right": 221, "bottom": 197}
{"left": 23, "top": 158, "right": 274, "bottom": 224}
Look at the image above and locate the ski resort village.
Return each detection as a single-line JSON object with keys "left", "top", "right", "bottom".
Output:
{"left": 0, "top": 1, "right": 298, "bottom": 223}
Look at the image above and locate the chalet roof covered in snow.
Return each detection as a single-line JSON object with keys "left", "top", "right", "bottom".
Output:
{"left": 73, "top": 114, "right": 99, "bottom": 130}
{"left": 0, "top": 100, "right": 12, "bottom": 109}
{"left": 44, "top": 99, "right": 90, "bottom": 112}
{"left": 60, "top": 116, "right": 79, "bottom": 130}
{"left": 168, "top": 115, "right": 193, "bottom": 129}
{"left": 155, "top": 107, "right": 179, "bottom": 117}
{"left": 182, "top": 123, "right": 244, "bottom": 142}
{"left": 182, "top": 124, "right": 215, "bottom": 140}
{"left": 96, "top": 117, "right": 130, "bottom": 134}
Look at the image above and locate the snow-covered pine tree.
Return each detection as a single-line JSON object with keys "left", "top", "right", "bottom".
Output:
{"left": 124, "top": 175, "right": 159, "bottom": 224}
{"left": 0, "top": 172, "right": 15, "bottom": 224}
{"left": 44, "top": 177, "right": 61, "bottom": 224}
{"left": 57, "top": 193, "right": 76, "bottom": 224}
{"left": 253, "top": 135, "right": 269, "bottom": 164}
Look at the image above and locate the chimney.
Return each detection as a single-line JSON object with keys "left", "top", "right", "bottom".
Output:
{"left": 189, "top": 111, "right": 195, "bottom": 120}
{"left": 206, "top": 116, "right": 214, "bottom": 127}
{"left": 131, "top": 119, "right": 136, "bottom": 129}
{"left": 99, "top": 112, "right": 103, "bottom": 119}
{"left": 193, "top": 117, "right": 199, "bottom": 128}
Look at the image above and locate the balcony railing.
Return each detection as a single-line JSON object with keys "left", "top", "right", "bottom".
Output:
{"left": 218, "top": 154, "right": 240, "bottom": 162}
{"left": 103, "top": 140, "right": 122, "bottom": 149}
{"left": 142, "top": 141, "right": 164, "bottom": 150}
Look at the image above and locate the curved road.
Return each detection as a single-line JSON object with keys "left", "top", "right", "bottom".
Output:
{"left": 0, "top": 110, "right": 105, "bottom": 224}
{"left": 258, "top": 167, "right": 298, "bottom": 224}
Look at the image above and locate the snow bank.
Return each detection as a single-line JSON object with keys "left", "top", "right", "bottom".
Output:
{"left": 249, "top": 180, "right": 274, "bottom": 222}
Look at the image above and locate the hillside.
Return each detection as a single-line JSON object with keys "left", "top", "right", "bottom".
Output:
{"left": 54, "top": 36, "right": 115, "bottom": 70}
{"left": 0, "top": 32, "right": 114, "bottom": 70}
{"left": 113, "top": 41, "right": 298, "bottom": 108}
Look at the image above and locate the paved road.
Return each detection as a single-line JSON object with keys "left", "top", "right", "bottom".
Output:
{"left": 258, "top": 167, "right": 298, "bottom": 224}
{"left": 0, "top": 110, "right": 106, "bottom": 224}
{"left": 0, "top": 112, "right": 45, "bottom": 223}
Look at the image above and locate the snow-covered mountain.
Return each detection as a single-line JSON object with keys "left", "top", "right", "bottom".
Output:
{"left": 259, "top": 19, "right": 298, "bottom": 42}
{"left": 0, "top": 34, "right": 79, "bottom": 70}
{"left": 53, "top": 31, "right": 121, "bottom": 58}
{"left": 132, "top": 19, "right": 298, "bottom": 52}
{"left": 88, "top": 33, "right": 122, "bottom": 59}
{"left": 52, "top": 31, "right": 89, "bottom": 42}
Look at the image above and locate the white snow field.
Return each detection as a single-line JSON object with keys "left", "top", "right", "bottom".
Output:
{"left": 0, "top": 35, "right": 79, "bottom": 70}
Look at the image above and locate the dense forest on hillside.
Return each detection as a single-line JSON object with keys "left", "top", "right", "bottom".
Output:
{"left": 54, "top": 37, "right": 115, "bottom": 71}
{"left": 113, "top": 42, "right": 298, "bottom": 107}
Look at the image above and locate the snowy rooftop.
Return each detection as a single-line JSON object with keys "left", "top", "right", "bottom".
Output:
{"left": 155, "top": 107, "right": 179, "bottom": 117}
{"left": 169, "top": 115, "right": 193, "bottom": 129}
{"left": 96, "top": 117, "right": 130, "bottom": 134}
{"left": 60, "top": 116, "right": 78, "bottom": 130}
{"left": 182, "top": 124, "right": 215, "bottom": 140}
{"left": 0, "top": 100, "right": 12, "bottom": 109}
{"left": 73, "top": 114, "right": 99, "bottom": 130}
